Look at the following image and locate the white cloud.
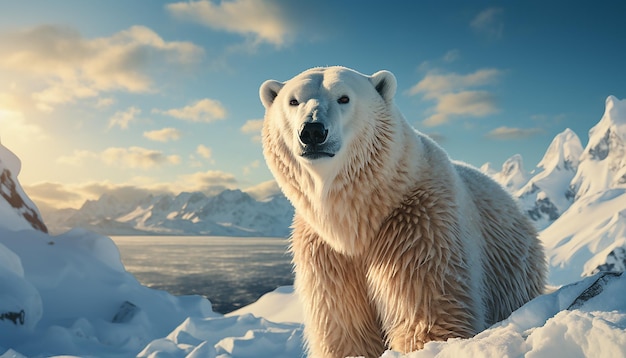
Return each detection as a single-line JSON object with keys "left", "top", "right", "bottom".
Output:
{"left": 423, "top": 91, "right": 498, "bottom": 126}
{"left": 409, "top": 69, "right": 503, "bottom": 126}
{"left": 486, "top": 126, "right": 544, "bottom": 140}
{"left": 180, "top": 169, "right": 238, "bottom": 194}
{"left": 408, "top": 68, "right": 502, "bottom": 98}
{"left": 471, "top": 7, "right": 504, "bottom": 40}
{"left": 240, "top": 118, "right": 263, "bottom": 142}
{"left": 0, "top": 25, "right": 203, "bottom": 110}
{"left": 196, "top": 144, "right": 212, "bottom": 159}
{"left": 154, "top": 98, "right": 227, "bottom": 122}
{"left": 143, "top": 127, "right": 182, "bottom": 142}
{"left": 108, "top": 106, "right": 141, "bottom": 129}
{"left": 22, "top": 182, "right": 85, "bottom": 210}
{"left": 167, "top": 0, "right": 293, "bottom": 47}
{"left": 240, "top": 118, "right": 264, "bottom": 134}
{"left": 102, "top": 146, "right": 181, "bottom": 169}
{"left": 58, "top": 146, "right": 181, "bottom": 169}
{"left": 243, "top": 180, "right": 281, "bottom": 200}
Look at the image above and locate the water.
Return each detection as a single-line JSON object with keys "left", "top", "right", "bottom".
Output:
{"left": 110, "top": 236, "right": 294, "bottom": 314}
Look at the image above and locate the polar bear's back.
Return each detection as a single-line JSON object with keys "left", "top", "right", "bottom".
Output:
{"left": 453, "top": 162, "right": 547, "bottom": 324}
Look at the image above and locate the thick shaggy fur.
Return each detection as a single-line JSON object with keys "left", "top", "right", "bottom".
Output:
{"left": 259, "top": 66, "right": 546, "bottom": 357}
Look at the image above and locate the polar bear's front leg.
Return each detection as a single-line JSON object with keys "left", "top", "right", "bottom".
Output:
{"left": 291, "top": 218, "right": 385, "bottom": 358}
{"left": 365, "top": 190, "right": 478, "bottom": 353}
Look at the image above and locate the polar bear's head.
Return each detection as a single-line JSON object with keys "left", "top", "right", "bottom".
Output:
{"left": 259, "top": 66, "right": 398, "bottom": 194}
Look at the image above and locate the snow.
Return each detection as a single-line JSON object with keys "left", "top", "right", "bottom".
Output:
{"left": 0, "top": 144, "right": 47, "bottom": 233}
{"left": 2, "top": 97, "right": 626, "bottom": 357}
{"left": 540, "top": 188, "right": 626, "bottom": 285}
{"left": 489, "top": 154, "right": 529, "bottom": 192}
{"left": 515, "top": 128, "right": 583, "bottom": 230}
{"left": 381, "top": 273, "right": 626, "bottom": 358}
{"left": 226, "top": 286, "right": 303, "bottom": 324}
{"left": 571, "top": 95, "right": 626, "bottom": 199}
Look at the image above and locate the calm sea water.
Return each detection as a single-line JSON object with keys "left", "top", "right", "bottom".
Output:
{"left": 110, "top": 236, "right": 294, "bottom": 314}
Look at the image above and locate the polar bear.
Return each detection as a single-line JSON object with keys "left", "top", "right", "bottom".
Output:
{"left": 259, "top": 66, "right": 546, "bottom": 358}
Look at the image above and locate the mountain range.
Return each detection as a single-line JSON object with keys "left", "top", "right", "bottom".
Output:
{"left": 43, "top": 189, "right": 293, "bottom": 237}
{"left": 484, "top": 95, "right": 626, "bottom": 285}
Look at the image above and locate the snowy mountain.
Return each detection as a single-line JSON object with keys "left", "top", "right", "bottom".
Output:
{"left": 515, "top": 128, "right": 583, "bottom": 230}
{"left": 486, "top": 96, "right": 626, "bottom": 285}
{"left": 570, "top": 95, "right": 626, "bottom": 199}
{"left": 482, "top": 154, "right": 530, "bottom": 193}
{"left": 539, "top": 96, "right": 626, "bottom": 285}
{"left": 45, "top": 189, "right": 294, "bottom": 237}
{"left": 0, "top": 143, "right": 47, "bottom": 233}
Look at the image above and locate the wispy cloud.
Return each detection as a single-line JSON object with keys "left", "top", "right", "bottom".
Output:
{"left": 409, "top": 68, "right": 502, "bottom": 98}
{"left": 240, "top": 118, "right": 263, "bottom": 142}
{"left": 180, "top": 169, "right": 238, "bottom": 194}
{"left": 108, "top": 106, "right": 141, "bottom": 129}
{"left": 58, "top": 146, "right": 181, "bottom": 169}
{"left": 409, "top": 68, "right": 503, "bottom": 126}
{"left": 166, "top": 0, "right": 294, "bottom": 47}
{"left": 243, "top": 180, "right": 280, "bottom": 200}
{"left": 154, "top": 98, "right": 227, "bottom": 122}
{"left": 0, "top": 25, "right": 203, "bottom": 111}
{"left": 443, "top": 49, "right": 460, "bottom": 63}
{"left": 471, "top": 7, "right": 504, "bottom": 40}
{"left": 485, "top": 126, "right": 544, "bottom": 140}
{"left": 143, "top": 127, "right": 182, "bottom": 142}
{"left": 102, "top": 147, "right": 181, "bottom": 169}
{"left": 196, "top": 144, "right": 212, "bottom": 159}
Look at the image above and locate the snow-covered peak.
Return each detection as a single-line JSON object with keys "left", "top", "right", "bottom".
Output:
{"left": 491, "top": 154, "right": 529, "bottom": 192}
{"left": 0, "top": 143, "right": 47, "bottom": 233}
{"left": 534, "top": 128, "right": 583, "bottom": 174}
{"left": 479, "top": 162, "right": 498, "bottom": 177}
{"left": 511, "top": 129, "right": 582, "bottom": 230}
{"left": 571, "top": 95, "right": 626, "bottom": 199}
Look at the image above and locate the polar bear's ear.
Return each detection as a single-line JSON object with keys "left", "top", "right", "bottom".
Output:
{"left": 370, "top": 70, "right": 397, "bottom": 102}
{"left": 259, "top": 80, "right": 285, "bottom": 109}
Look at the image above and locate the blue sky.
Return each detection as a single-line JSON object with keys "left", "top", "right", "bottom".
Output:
{"left": 1, "top": 0, "right": 625, "bottom": 210}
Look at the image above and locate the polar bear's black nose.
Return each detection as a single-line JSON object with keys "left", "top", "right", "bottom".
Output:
{"left": 299, "top": 122, "right": 328, "bottom": 145}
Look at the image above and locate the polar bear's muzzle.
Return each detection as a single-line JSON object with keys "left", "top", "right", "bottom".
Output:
{"left": 298, "top": 122, "right": 338, "bottom": 159}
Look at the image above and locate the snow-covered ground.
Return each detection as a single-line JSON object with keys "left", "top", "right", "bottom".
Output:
{"left": 2, "top": 96, "right": 626, "bottom": 358}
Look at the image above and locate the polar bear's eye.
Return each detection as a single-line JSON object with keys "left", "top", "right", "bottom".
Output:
{"left": 289, "top": 99, "right": 299, "bottom": 106}
{"left": 338, "top": 95, "right": 350, "bottom": 104}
